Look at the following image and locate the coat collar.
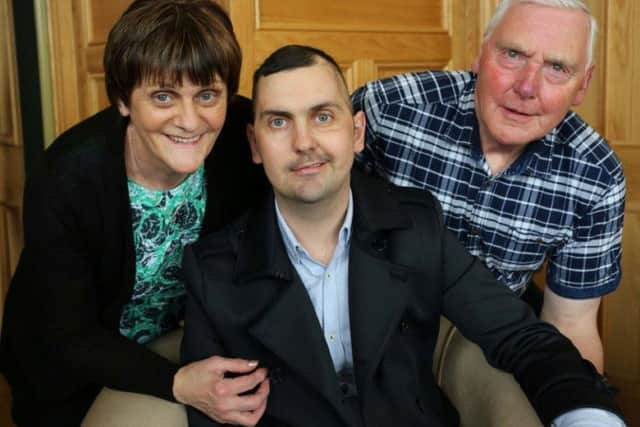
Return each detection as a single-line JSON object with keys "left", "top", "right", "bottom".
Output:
{"left": 233, "top": 168, "right": 411, "bottom": 282}
{"left": 231, "top": 168, "right": 414, "bottom": 417}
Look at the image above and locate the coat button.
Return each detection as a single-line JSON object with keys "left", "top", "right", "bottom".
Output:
{"left": 371, "top": 239, "right": 387, "bottom": 253}
{"left": 270, "top": 367, "right": 284, "bottom": 384}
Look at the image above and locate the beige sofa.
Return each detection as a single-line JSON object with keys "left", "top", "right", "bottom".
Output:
{"left": 82, "top": 319, "right": 542, "bottom": 427}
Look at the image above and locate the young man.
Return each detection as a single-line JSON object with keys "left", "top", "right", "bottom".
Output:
{"left": 352, "top": 0, "right": 625, "bottom": 372}
{"left": 182, "top": 45, "right": 624, "bottom": 426}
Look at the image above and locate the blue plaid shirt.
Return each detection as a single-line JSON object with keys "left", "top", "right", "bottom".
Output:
{"left": 352, "top": 70, "right": 625, "bottom": 298}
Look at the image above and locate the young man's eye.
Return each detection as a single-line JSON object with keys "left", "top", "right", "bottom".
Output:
{"left": 270, "top": 118, "right": 287, "bottom": 128}
{"left": 317, "top": 113, "right": 331, "bottom": 123}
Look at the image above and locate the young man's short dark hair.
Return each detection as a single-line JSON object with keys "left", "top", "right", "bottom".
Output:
{"left": 251, "top": 44, "right": 349, "bottom": 113}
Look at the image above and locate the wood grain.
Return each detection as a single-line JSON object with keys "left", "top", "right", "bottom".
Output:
{"left": 0, "top": 0, "right": 23, "bottom": 334}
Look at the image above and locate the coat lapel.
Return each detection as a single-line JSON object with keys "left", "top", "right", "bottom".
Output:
{"left": 233, "top": 193, "right": 348, "bottom": 419}
{"left": 232, "top": 171, "right": 415, "bottom": 420}
{"left": 348, "top": 241, "right": 413, "bottom": 380}
{"left": 248, "top": 274, "right": 346, "bottom": 410}
{"left": 348, "top": 171, "right": 414, "bottom": 385}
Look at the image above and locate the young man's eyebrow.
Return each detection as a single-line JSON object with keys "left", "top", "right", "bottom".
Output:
{"left": 258, "top": 109, "right": 294, "bottom": 119}
{"left": 309, "top": 101, "right": 345, "bottom": 112}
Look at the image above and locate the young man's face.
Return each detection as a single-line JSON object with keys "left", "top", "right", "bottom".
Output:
{"left": 472, "top": 2, "right": 594, "bottom": 153}
{"left": 118, "top": 76, "right": 227, "bottom": 189}
{"left": 248, "top": 60, "right": 365, "bottom": 207}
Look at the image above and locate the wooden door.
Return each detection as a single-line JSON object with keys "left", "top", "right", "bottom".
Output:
{"left": 46, "top": 0, "right": 131, "bottom": 136}
{"left": 227, "top": 0, "right": 483, "bottom": 94}
{"left": 46, "top": 0, "right": 483, "bottom": 132}
{"left": 0, "top": 0, "right": 24, "bottom": 332}
{"left": 597, "top": 1, "right": 640, "bottom": 424}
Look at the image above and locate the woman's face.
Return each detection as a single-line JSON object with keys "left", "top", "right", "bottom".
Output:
{"left": 119, "top": 76, "right": 228, "bottom": 190}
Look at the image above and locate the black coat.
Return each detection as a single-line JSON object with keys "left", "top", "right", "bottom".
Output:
{"left": 182, "top": 170, "right": 620, "bottom": 427}
{"left": 0, "top": 96, "right": 268, "bottom": 426}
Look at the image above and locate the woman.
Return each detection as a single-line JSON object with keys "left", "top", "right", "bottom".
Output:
{"left": 0, "top": 1, "right": 268, "bottom": 425}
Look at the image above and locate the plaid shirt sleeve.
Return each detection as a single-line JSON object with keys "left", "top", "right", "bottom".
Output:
{"left": 547, "top": 169, "right": 625, "bottom": 298}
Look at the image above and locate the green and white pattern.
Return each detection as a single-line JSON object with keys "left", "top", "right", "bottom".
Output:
{"left": 120, "top": 167, "right": 206, "bottom": 344}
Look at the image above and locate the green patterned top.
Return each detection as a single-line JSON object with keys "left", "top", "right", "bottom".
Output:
{"left": 120, "top": 167, "right": 206, "bottom": 344}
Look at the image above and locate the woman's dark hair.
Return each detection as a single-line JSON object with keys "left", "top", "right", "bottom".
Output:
{"left": 104, "top": 0, "right": 242, "bottom": 107}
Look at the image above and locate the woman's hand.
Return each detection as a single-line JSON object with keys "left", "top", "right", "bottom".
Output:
{"left": 173, "top": 356, "right": 270, "bottom": 426}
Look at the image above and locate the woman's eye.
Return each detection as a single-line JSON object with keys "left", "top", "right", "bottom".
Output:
{"left": 506, "top": 49, "right": 519, "bottom": 59}
{"left": 153, "top": 93, "right": 172, "bottom": 104}
{"left": 199, "top": 91, "right": 217, "bottom": 103}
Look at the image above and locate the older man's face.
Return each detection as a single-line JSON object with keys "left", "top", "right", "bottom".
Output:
{"left": 472, "top": 2, "right": 594, "bottom": 154}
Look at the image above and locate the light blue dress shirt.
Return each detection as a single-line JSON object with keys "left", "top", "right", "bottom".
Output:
{"left": 274, "top": 193, "right": 625, "bottom": 426}
{"left": 275, "top": 193, "right": 354, "bottom": 373}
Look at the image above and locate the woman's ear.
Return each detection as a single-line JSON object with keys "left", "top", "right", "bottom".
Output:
{"left": 117, "top": 100, "right": 130, "bottom": 117}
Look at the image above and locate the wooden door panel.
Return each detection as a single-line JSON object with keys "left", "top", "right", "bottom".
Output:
{"left": 600, "top": 1, "right": 640, "bottom": 424}
{"left": 257, "top": 0, "right": 444, "bottom": 32}
{"left": 232, "top": 0, "right": 472, "bottom": 94}
{"left": 85, "top": 1, "right": 128, "bottom": 45}
{"left": 0, "top": 0, "right": 23, "bottom": 331}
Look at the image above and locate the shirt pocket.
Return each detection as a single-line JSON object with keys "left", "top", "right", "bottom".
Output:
{"left": 494, "top": 226, "right": 571, "bottom": 271}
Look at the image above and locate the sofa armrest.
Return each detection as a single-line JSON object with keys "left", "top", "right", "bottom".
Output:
{"left": 81, "top": 329, "right": 187, "bottom": 427}
{"left": 433, "top": 317, "right": 542, "bottom": 427}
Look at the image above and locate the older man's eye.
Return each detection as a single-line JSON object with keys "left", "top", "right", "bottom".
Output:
{"left": 506, "top": 49, "right": 519, "bottom": 58}
{"left": 544, "top": 63, "right": 572, "bottom": 84}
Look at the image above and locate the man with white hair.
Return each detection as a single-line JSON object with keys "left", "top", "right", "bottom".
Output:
{"left": 353, "top": 0, "right": 624, "bottom": 376}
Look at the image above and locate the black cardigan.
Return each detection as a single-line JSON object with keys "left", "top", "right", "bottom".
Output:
{"left": 0, "top": 95, "right": 267, "bottom": 426}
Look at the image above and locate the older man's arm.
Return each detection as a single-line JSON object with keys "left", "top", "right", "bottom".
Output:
{"left": 541, "top": 288, "right": 603, "bottom": 373}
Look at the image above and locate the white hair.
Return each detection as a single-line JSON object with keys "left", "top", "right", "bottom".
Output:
{"left": 483, "top": 0, "right": 597, "bottom": 67}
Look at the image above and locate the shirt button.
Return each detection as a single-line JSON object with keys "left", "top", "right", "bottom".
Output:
{"left": 329, "top": 334, "right": 335, "bottom": 341}
{"left": 483, "top": 180, "right": 492, "bottom": 189}
{"left": 469, "top": 228, "right": 480, "bottom": 236}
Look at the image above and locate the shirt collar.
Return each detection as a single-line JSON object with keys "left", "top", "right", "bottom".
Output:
{"left": 274, "top": 191, "right": 354, "bottom": 265}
